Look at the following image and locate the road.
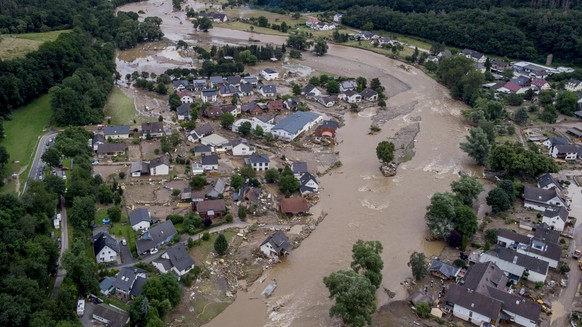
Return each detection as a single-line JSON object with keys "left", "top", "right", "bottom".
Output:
{"left": 24, "top": 131, "right": 57, "bottom": 192}
{"left": 51, "top": 196, "right": 70, "bottom": 298}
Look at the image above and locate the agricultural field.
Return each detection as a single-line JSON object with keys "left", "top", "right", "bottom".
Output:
{"left": 0, "top": 30, "right": 71, "bottom": 60}
{"left": 103, "top": 87, "right": 140, "bottom": 125}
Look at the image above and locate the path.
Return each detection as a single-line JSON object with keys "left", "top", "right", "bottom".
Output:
{"left": 24, "top": 131, "right": 58, "bottom": 192}
{"left": 51, "top": 196, "right": 69, "bottom": 298}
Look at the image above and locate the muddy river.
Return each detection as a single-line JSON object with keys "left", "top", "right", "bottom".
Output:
{"left": 117, "top": 1, "right": 477, "bottom": 326}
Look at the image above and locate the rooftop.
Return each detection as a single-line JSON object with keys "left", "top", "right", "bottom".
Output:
{"left": 271, "top": 112, "right": 321, "bottom": 134}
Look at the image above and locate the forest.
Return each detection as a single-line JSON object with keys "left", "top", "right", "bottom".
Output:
{"left": 256, "top": 0, "right": 582, "bottom": 65}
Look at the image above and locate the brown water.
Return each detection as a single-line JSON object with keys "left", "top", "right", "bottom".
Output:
{"left": 116, "top": 2, "right": 477, "bottom": 326}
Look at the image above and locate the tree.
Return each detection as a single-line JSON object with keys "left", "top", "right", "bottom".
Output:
{"left": 287, "top": 33, "right": 308, "bottom": 50}
{"left": 450, "top": 175, "right": 483, "bottom": 206}
{"left": 370, "top": 78, "right": 384, "bottom": 93}
{"left": 460, "top": 127, "right": 490, "bottom": 165}
{"left": 190, "top": 175, "right": 206, "bottom": 190}
{"left": 408, "top": 251, "right": 428, "bottom": 281}
{"left": 265, "top": 168, "right": 280, "bottom": 183}
{"left": 447, "top": 230, "right": 462, "bottom": 248}
{"left": 238, "top": 121, "right": 252, "bottom": 136}
{"left": 326, "top": 80, "right": 340, "bottom": 94}
{"left": 314, "top": 37, "right": 328, "bottom": 56}
{"left": 230, "top": 174, "right": 244, "bottom": 190}
{"left": 485, "top": 229, "right": 498, "bottom": 244}
{"left": 556, "top": 91, "right": 578, "bottom": 116}
{"left": 486, "top": 187, "right": 511, "bottom": 213}
{"left": 539, "top": 105, "right": 557, "bottom": 123}
{"left": 279, "top": 174, "right": 300, "bottom": 196}
{"left": 292, "top": 84, "right": 301, "bottom": 95}
{"left": 70, "top": 196, "right": 96, "bottom": 231}
{"left": 513, "top": 107, "right": 528, "bottom": 125}
{"left": 356, "top": 77, "right": 367, "bottom": 91}
{"left": 195, "top": 17, "right": 213, "bottom": 31}
{"left": 253, "top": 125, "right": 264, "bottom": 137}
{"left": 42, "top": 147, "right": 61, "bottom": 167}
{"left": 169, "top": 93, "right": 182, "bottom": 110}
{"left": 63, "top": 240, "right": 99, "bottom": 294}
{"left": 425, "top": 192, "right": 456, "bottom": 240}
{"left": 109, "top": 206, "right": 122, "bottom": 223}
{"left": 238, "top": 206, "right": 247, "bottom": 220}
{"left": 376, "top": 141, "right": 395, "bottom": 164}
{"left": 239, "top": 165, "right": 256, "bottom": 179}
{"left": 350, "top": 240, "right": 384, "bottom": 289}
{"left": 453, "top": 205, "right": 478, "bottom": 237}
{"left": 323, "top": 270, "right": 376, "bottom": 327}
{"left": 43, "top": 174, "right": 66, "bottom": 196}
{"left": 504, "top": 93, "right": 523, "bottom": 106}
{"left": 220, "top": 112, "right": 235, "bottom": 129}
{"left": 499, "top": 180, "right": 516, "bottom": 201}
{"left": 214, "top": 233, "right": 228, "bottom": 255}
{"left": 280, "top": 21, "right": 289, "bottom": 32}
{"left": 98, "top": 184, "right": 113, "bottom": 204}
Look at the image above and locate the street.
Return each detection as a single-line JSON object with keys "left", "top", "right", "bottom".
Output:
{"left": 51, "top": 196, "right": 70, "bottom": 298}
{"left": 24, "top": 131, "right": 57, "bottom": 192}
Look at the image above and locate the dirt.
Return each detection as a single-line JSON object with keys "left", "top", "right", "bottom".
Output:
{"left": 140, "top": 140, "right": 162, "bottom": 160}
{"left": 94, "top": 164, "right": 127, "bottom": 179}
{"left": 373, "top": 301, "right": 443, "bottom": 327}
{"left": 372, "top": 101, "right": 418, "bottom": 126}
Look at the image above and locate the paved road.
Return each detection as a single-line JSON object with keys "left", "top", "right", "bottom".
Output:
{"left": 24, "top": 131, "right": 57, "bottom": 192}
{"left": 51, "top": 196, "right": 69, "bottom": 298}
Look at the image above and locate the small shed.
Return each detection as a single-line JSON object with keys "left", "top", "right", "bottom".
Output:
{"left": 408, "top": 291, "right": 433, "bottom": 306}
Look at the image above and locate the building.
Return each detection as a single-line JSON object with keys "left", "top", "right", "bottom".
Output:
{"left": 270, "top": 111, "right": 323, "bottom": 141}
{"left": 339, "top": 80, "right": 358, "bottom": 92}
{"left": 360, "top": 88, "right": 379, "bottom": 101}
{"left": 176, "top": 103, "right": 191, "bottom": 121}
{"left": 110, "top": 267, "right": 149, "bottom": 300}
{"left": 479, "top": 247, "right": 549, "bottom": 283}
{"left": 207, "top": 178, "right": 226, "bottom": 199}
{"left": 93, "top": 232, "right": 120, "bottom": 263}
{"left": 201, "top": 133, "right": 230, "bottom": 148}
{"left": 523, "top": 185, "right": 566, "bottom": 211}
{"left": 96, "top": 143, "right": 126, "bottom": 159}
{"left": 462, "top": 49, "right": 487, "bottom": 63}
{"left": 92, "top": 134, "right": 105, "bottom": 151}
{"left": 260, "top": 232, "right": 292, "bottom": 259}
{"left": 428, "top": 259, "right": 459, "bottom": 279}
{"left": 316, "top": 95, "right": 338, "bottom": 107}
{"left": 92, "top": 304, "right": 130, "bottom": 327}
{"left": 129, "top": 208, "right": 151, "bottom": 231}
{"left": 245, "top": 153, "right": 270, "bottom": 171}
{"left": 542, "top": 206, "right": 569, "bottom": 232}
{"left": 104, "top": 126, "right": 130, "bottom": 139}
{"left": 258, "top": 84, "right": 277, "bottom": 97}
{"left": 198, "top": 12, "right": 228, "bottom": 23}
{"left": 260, "top": 68, "right": 279, "bottom": 80}
{"left": 231, "top": 139, "right": 255, "bottom": 156}
{"left": 537, "top": 173, "right": 561, "bottom": 190}
{"left": 201, "top": 155, "right": 219, "bottom": 171}
{"left": 550, "top": 144, "right": 580, "bottom": 160}
{"left": 201, "top": 89, "right": 218, "bottom": 102}
{"left": 152, "top": 243, "right": 195, "bottom": 278}
{"left": 566, "top": 79, "right": 582, "bottom": 92}
{"left": 149, "top": 156, "right": 170, "bottom": 176}
{"left": 333, "top": 13, "right": 343, "bottom": 22}
{"left": 497, "top": 228, "right": 562, "bottom": 268}
{"left": 280, "top": 197, "right": 309, "bottom": 215}
{"left": 239, "top": 83, "right": 253, "bottom": 96}
{"left": 188, "top": 124, "right": 214, "bottom": 143}
{"left": 193, "top": 145, "right": 213, "bottom": 157}
{"left": 340, "top": 90, "right": 362, "bottom": 103}
{"left": 301, "top": 84, "right": 322, "bottom": 97}
{"left": 194, "top": 199, "right": 226, "bottom": 219}
{"left": 141, "top": 122, "right": 165, "bottom": 138}
{"left": 291, "top": 162, "right": 308, "bottom": 178}
{"left": 136, "top": 221, "right": 178, "bottom": 255}
{"left": 299, "top": 172, "right": 319, "bottom": 196}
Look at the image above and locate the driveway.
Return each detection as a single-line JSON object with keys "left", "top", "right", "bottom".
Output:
{"left": 119, "top": 241, "right": 137, "bottom": 265}
{"left": 80, "top": 301, "right": 96, "bottom": 327}
{"left": 24, "top": 131, "right": 58, "bottom": 192}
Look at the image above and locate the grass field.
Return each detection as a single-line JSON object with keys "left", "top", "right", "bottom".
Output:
{"left": 103, "top": 87, "right": 139, "bottom": 125}
{"left": 1, "top": 94, "right": 52, "bottom": 193}
{"left": 0, "top": 30, "right": 71, "bottom": 60}
{"left": 223, "top": 8, "right": 307, "bottom": 36}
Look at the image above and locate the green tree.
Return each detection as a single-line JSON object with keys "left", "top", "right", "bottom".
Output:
{"left": 499, "top": 180, "right": 516, "bottom": 202}
{"left": 280, "top": 21, "right": 289, "bottom": 32}
{"left": 230, "top": 174, "right": 244, "bottom": 190}
{"left": 63, "top": 240, "right": 99, "bottom": 294}
{"left": 238, "top": 206, "right": 247, "bottom": 220}
{"left": 485, "top": 229, "right": 498, "bottom": 244}
{"left": 190, "top": 175, "right": 206, "bottom": 190}
{"left": 356, "top": 77, "right": 367, "bottom": 91}
{"left": 279, "top": 174, "right": 300, "bottom": 196}
{"left": 287, "top": 32, "right": 308, "bottom": 50}
{"left": 109, "top": 206, "right": 122, "bottom": 223}
{"left": 539, "top": 105, "right": 558, "bottom": 123}
{"left": 142, "top": 273, "right": 182, "bottom": 316}
{"left": 257, "top": 16, "right": 269, "bottom": 27}
{"left": 240, "top": 165, "right": 256, "bottom": 179}
{"left": 98, "top": 183, "right": 114, "bottom": 204}
{"left": 350, "top": 240, "right": 384, "bottom": 289}
{"left": 195, "top": 17, "right": 213, "bottom": 31}
{"left": 408, "top": 251, "right": 428, "bottom": 281}
{"left": 238, "top": 121, "right": 252, "bottom": 136}
{"left": 323, "top": 270, "right": 376, "bottom": 327}
{"left": 292, "top": 83, "right": 301, "bottom": 95}
{"left": 556, "top": 90, "right": 578, "bottom": 116}
{"left": 265, "top": 168, "right": 280, "bottom": 183}
{"left": 460, "top": 127, "right": 490, "bottom": 165}
{"left": 220, "top": 112, "right": 235, "bottom": 129}
{"left": 42, "top": 147, "right": 62, "bottom": 167}
{"left": 453, "top": 205, "right": 478, "bottom": 237}
{"left": 376, "top": 141, "right": 395, "bottom": 164}
{"left": 43, "top": 174, "right": 66, "bottom": 196}
{"left": 214, "top": 233, "right": 228, "bottom": 255}
{"left": 253, "top": 125, "right": 264, "bottom": 137}
{"left": 155, "top": 83, "right": 168, "bottom": 95}
{"left": 326, "top": 80, "right": 340, "bottom": 94}
{"left": 169, "top": 93, "right": 182, "bottom": 110}
{"left": 314, "top": 37, "right": 328, "bottom": 56}
{"left": 70, "top": 196, "right": 96, "bottom": 231}
{"left": 513, "top": 107, "right": 528, "bottom": 125}
{"left": 486, "top": 187, "right": 511, "bottom": 213}
{"left": 450, "top": 175, "right": 483, "bottom": 206}
{"left": 425, "top": 192, "right": 456, "bottom": 240}
{"left": 129, "top": 295, "right": 149, "bottom": 327}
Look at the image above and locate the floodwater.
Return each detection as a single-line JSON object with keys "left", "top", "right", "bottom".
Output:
{"left": 116, "top": 1, "right": 478, "bottom": 326}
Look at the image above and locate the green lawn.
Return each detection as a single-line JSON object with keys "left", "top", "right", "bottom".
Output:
{"left": 190, "top": 231, "right": 236, "bottom": 263}
{"left": 0, "top": 30, "right": 71, "bottom": 60}
{"left": 1, "top": 94, "right": 52, "bottom": 193}
{"left": 103, "top": 87, "right": 140, "bottom": 125}
{"left": 341, "top": 39, "right": 414, "bottom": 60}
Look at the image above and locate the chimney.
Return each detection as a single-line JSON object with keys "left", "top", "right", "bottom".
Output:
{"left": 513, "top": 256, "right": 518, "bottom": 264}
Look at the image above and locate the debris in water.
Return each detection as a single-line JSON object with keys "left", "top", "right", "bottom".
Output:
{"left": 261, "top": 280, "right": 277, "bottom": 298}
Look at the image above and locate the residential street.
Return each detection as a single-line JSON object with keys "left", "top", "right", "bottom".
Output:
{"left": 24, "top": 131, "right": 57, "bottom": 192}
{"left": 50, "top": 197, "right": 69, "bottom": 298}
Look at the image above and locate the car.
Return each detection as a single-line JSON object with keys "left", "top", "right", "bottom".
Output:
{"left": 150, "top": 248, "right": 158, "bottom": 254}
{"left": 120, "top": 239, "right": 127, "bottom": 246}
{"left": 57, "top": 237, "right": 62, "bottom": 249}
{"left": 574, "top": 250, "right": 581, "bottom": 259}
{"left": 92, "top": 160, "right": 99, "bottom": 165}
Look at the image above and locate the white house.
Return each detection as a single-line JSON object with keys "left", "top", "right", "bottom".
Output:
{"left": 258, "top": 84, "right": 277, "bottom": 97}
{"left": 141, "top": 122, "right": 165, "bottom": 139}
{"left": 201, "top": 155, "right": 219, "bottom": 171}
{"left": 446, "top": 284, "right": 501, "bottom": 327}
{"left": 299, "top": 172, "right": 319, "bottom": 195}
{"left": 316, "top": 95, "right": 337, "bottom": 107}
{"left": 177, "top": 91, "right": 194, "bottom": 104}
{"left": 129, "top": 208, "right": 151, "bottom": 231}
{"left": 551, "top": 144, "right": 579, "bottom": 160}
{"left": 260, "top": 232, "right": 292, "bottom": 259}
{"left": 301, "top": 84, "right": 323, "bottom": 97}
{"left": 176, "top": 104, "right": 191, "bottom": 121}
{"left": 149, "top": 156, "right": 170, "bottom": 176}
{"left": 104, "top": 126, "right": 130, "bottom": 140}
{"left": 523, "top": 185, "right": 566, "bottom": 211}
{"left": 462, "top": 49, "right": 487, "bottom": 63}
{"left": 152, "top": 244, "right": 195, "bottom": 278}
{"left": 270, "top": 111, "right": 323, "bottom": 141}
{"left": 231, "top": 118, "right": 274, "bottom": 134}
{"left": 542, "top": 206, "right": 569, "bottom": 232}
{"left": 201, "top": 89, "right": 218, "bottom": 103}
{"left": 191, "top": 163, "right": 204, "bottom": 175}
{"left": 93, "top": 232, "right": 120, "bottom": 263}
{"left": 339, "top": 80, "right": 358, "bottom": 92}
{"left": 130, "top": 161, "right": 149, "bottom": 177}
{"left": 566, "top": 79, "right": 582, "bottom": 92}
{"left": 537, "top": 173, "right": 561, "bottom": 190}
{"left": 479, "top": 248, "right": 549, "bottom": 283}
{"left": 231, "top": 140, "right": 256, "bottom": 156}
{"left": 245, "top": 153, "right": 270, "bottom": 171}
{"left": 260, "top": 68, "right": 279, "bottom": 81}
{"left": 333, "top": 13, "right": 343, "bottom": 23}
{"left": 496, "top": 228, "right": 561, "bottom": 268}
{"left": 340, "top": 90, "right": 362, "bottom": 103}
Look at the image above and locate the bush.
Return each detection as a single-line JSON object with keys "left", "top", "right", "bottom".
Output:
{"left": 203, "top": 218, "right": 212, "bottom": 227}
{"left": 484, "top": 229, "right": 498, "bottom": 244}
{"left": 168, "top": 214, "right": 184, "bottom": 224}
{"left": 453, "top": 259, "right": 466, "bottom": 268}
{"left": 534, "top": 281, "right": 544, "bottom": 290}
{"left": 187, "top": 238, "right": 195, "bottom": 249}
{"left": 118, "top": 172, "right": 126, "bottom": 179}
{"left": 238, "top": 206, "right": 247, "bottom": 221}
{"left": 214, "top": 233, "right": 228, "bottom": 255}
{"left": 225, "top": 213, "right": 233, "bottom": 223}
{"left": 415, "top": 302, "right": 431, "bottom": 319}
{"left": 560, "top": 263, "right": 571, "bottom": 275}
{"left": 202, "top": 232, "right": 210, "bottom": 241}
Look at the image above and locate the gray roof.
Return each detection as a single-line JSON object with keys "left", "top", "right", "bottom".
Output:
{"left": 192, "top": 124, "right": 214, "bottom": 139}
{"left": 261, "top": 231, "right": 292, "bottom": 255}
{"left": 92, "top": 304, "right": 129, "bottom": 327}
{"left": 142, "top": 122, "right": 164, "bottom": 134}
{"left": 201, "top": 155, "right": 219, "bottom": 165}
{"left": 291, "top": 162, "right": 308, "bottom": 174}
{"left": 194, "top": 145, "right": 213, "bottom": 154}
{"left": 196, "top": 199, "right": 226, "bottom": 213}
{"left": 248, "top": 153, "right": 270, "bottom": 164}
{"left": 112, "top": 267, "right": 138, "bottom": 292}
{"left": 271, "top": 112, "right": 321, "bottom": 134}
{"left": 207, "top": 178, "right": 226, "bottom": 198}
{"left": 340, "top": 80, "right": 358, "bottom": 90}
{"left": 177, "top": 104, "right": 191, "bottom": 116}
{"left": 202, "top": 89, "right": 217, "bottom": 97}
{"left": 239, "top": 83, "right": 253, "bottom": 94}
{"left": 130, "top": 161, "right": 149, "bottom": 174}
{"left": 104, "top": 126, "right": 130, "bottom": 136}
{"left": 360, "top": 88, "right": 378, "bottom": 98}
{"left": 96, "top": 143, "right": 126, "bottom": 154}
{"left": 150, "top": 156, "right": 170, "bottom": 168}
{"left": 243, "top": 76, "right": 258, "bottom": 84}
{"left": 523, "top": 185, "right": 562, "bottom": 203}
{"left": 534, "top": 224, "right": 561, "bottom": 244}
{"left": 322, "top": 120, "right": 339, "bottom": 129}
{"left": 165, "top": 243, "right": 195, "bottom": 272}
{"left": 445, "top": 284, "right": 502, "bottom": 319}
{"left": 263, "top": 68, "right": 277, "bottom": 74}
{"left": 537, "top": 173, "right": 561, "bottom": 189}
{"left": 484, "top": 247, "right": 549, "bottom": 275}
{"left": 227, "top": 75, "right": 241, "bottom": 85}
{"left": 210, "top": 76, "right": 224, "bottom": 84}
{"left": 543, "top": 206, "right": 569, "bottom": 223}
{"left": 408, "top": 291, "right": 433, "bottom": 306}
{"left": 497, "top": 229, "right": 531, "bottom": 245}
{"left": 130, "top": 276, "right": 147, "bottom": 298}
{"left": 129, "top": 208, "right": 150, "bottom": 226}
{"left": 548, "top": 137, "right": 569, "bottom": 146}
{"left": 528, "top": 240, "right": 562, "bottom": 261}
{"left": 428, "top": 259, "right": 460, "bottom": 278}
{"left": 486, "top": 286, "right": 541, "bottom": 322}
{"left": 172, "top": 80, "right": 189, "bottom": 87}
{"left": 555, "top": 144, "right": 580, "bottom": 154}
{"left": 302, "top": 83, "right": 318, "bottom": 94}
{"left": 99, "top": 276, "right": 116, "bottom": 293}
{"left": 93, "top": 133, "right": 105, "bottom": 143}
{"left": 462, "top": 48, "right": 485, "bottom": 59}
{"left": 259, "top": 84, "right": 277, "bottom": 94}
{"left": 136, "top": 221, "right": 177, "bottom": 253}
{"left": 463, "top": 262, "right": 508, "bottom": 295}
{"left": 93, "top": 232, "right": 120, "bottom": 255}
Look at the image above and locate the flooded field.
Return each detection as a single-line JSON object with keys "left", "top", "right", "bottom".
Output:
{"left": 115, "top": 1, "right": 477, "bottom": 326}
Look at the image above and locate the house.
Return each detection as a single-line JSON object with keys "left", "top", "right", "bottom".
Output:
{"left": 130, "top": 161, "right": 149, "bottom": 177}
{"left": 96, "top": 143, "right": 126, "bottom": 159}
{"left": 260, "top": 68, "right": 279, "bottom": 80}
{"left": 239, "top": 83, "right": 253, "bottom": 96}
{"left": 260, "top": 232, "right": 292, "bottom": 259}
{"left": 153, "top": 243, "right": 195, "bottom": 278}
{"left": 181, "top": 188, "right": 192, "bottom": 201}
{"left": 567, "top": 127, "right": 582, "bottom": 139}
{"left": 188, "top": 124, "right": 214, "bottom": 143}
{"left": 177, "top": 91, "right": 194, "bottom": 104}
{"left": 93, "top": 232, "right": 120, "bottom": 263}
{"left": 437, "top": 50, "right": 452, "bottom": 59}
{"left": 512, "top": 75, "right": 532, "bottom": 87}
{"left": 542, "top": 136, "right": 569, "bottom": 149}
{"left": 104, "top": 126, "right": 130, "bottom": 139}
{"left": 218, "top": 84, "right": 238, "bottom": 97}
{"left": 502, "top": 81, "right": 523, "bottom": 94}
{"left": 315, "top": 120, "right": 339, "bottom": 138}
{"left": 542, "top": 206, "right": 569, "bottom": 232}
{"left": 523, "top": 185, "right": 566, "bottom": 211}
{"left": 176, "top": 103, "right": 192, "bottom": 121}
{"left": 220, "top": 104, "right": 240, "bottom": 116}
{"left": 111, "top": 267, "right": 148, "bottom": 300}
{"left": 283, "top": 98, "right": 300, "bottom": 110}
{"left": 227, "top": 75, "right": 241, "bottom": 86}
{"left": 136, "top": 220, "right": 178, "bottom": 255}
{"left": 340, "top": 90, "right": 362, "bottom": 103}
{"left": 172, "top": 79, "right": 190, "bottom": 91}
{"left": 497, "top": 228, "right": 562, "bottom": 268}
{"left": 531, "top": 78, "right": 550, "bottom": 91}
{"left": 243, "top": 75, "right": 259, "bottom": 85}
{"left": 445, "top": 284, "right": 502, "bottom": 326}
{"left": 194, "top": 199, "right": 226, "bottom": 219}
{"left": 92, "top": 304, "right": 130, "bottom": 327}
{"left": 291, "top": 162, "right": 308, "bottom": 178}
{"left": 209, "top": 76, "right": 224, "bottom": 87}
{"left": 301, "top": 84, "right": 322, "bottom": 97}
{"left": 203, "top": 106, "right": 224, "bottom": 119}
{"left": 201, "top": 89, "right": 218, "bottom": 102}
{"left": 339, "top": 80, "right": 358, "bottom": 92}
{"left": 191, "top": 163, "right": 204, "bottom": 175}
{"left": 354, "top": 31, "right": 377, "bottom": 40}
{"left": 428, "top": 259, "right": 459, "bottom": 279}
{"left": 201, "top": 155, "right": 219, "bottom": 171}
{"left": 376, "top": 37, "right": 397, "bottom": 46}
{"left": 99, "top": 277, "right": 116, "bottom": 296}
{"left": 333, "top": 13, "right": 343, "bottom": 22}
{"left": 462, "top": 48, "right": 487, "bottom": 63}
{"left": 258, "top": 84, "right": 277, "bottom": 97}
{"left": 245, "top": 153, "right": 270, "bottom": 171}
{"left": 141, "top": 122, "right": 165, "bottom": 138}
{"left": 201, "top": 133, "right": 229, "bottom": 148}
{"left": 280, "top": 197, "right": 309, "bottom": 215}
{"left": 192, "top": 79, "right": 207, "bottom": 90}
{"left": 486, "top": 286, "right": 542, "bottom": 327}
{"left": 491, "top": 59, "right": 509, "bottom": 72}
{"left": 270, "top": 111, "right": 323, "bottom": 141}
{"left": 360, "top": 88, "right": 378, "bottom": 101}
{"left": 241, "top": 102, "right": 264, "bottom": 116}
{"left": 231, "top": 139, "right": 255, "bottom": 156}
{"left": 551, "top": 144, "right": 579, "bottom": 160}
{"left": 479, "top": 247, "right": 549, "bottom": 283}
{"left": 149, "top": 156, "right": 170, "bottom": 176}
{"left": 566, "top": 79, "right": 582, "bottom": 92}
{"left": 193, "top": 145, "right": 213, "bottom": 157}
{"left": 310, "top": 21, "right": 336, "bottom": 30}
{"left": 299, "top": 172, "right": 319, "bottom": 195}
{"left": 267, "top": 99, "right": 285, "bottom": 112}
{"left": 207, "top": 178, "right": 226, "bottom": 198}
{"left": 129, "top": 208, "right": 151, "bottom": 231}
{"left": 537, "top": 173, "right": 561, "bottom": 190}
{"left": 92, "top": 134, "right": 105, "bottom": 151}
{"left": 235, "top": 185, "right": 260, "bottom": 203}
{"left": 408, "top": 291, "right": 434, "bottom": 306}
{"left": 512, "top": 61, "right": 551, "bottom": 79}
{"left": 199, "top": 12, "right": 228, "bottom": 23}
{"left": 316, "top": 95, "right": 338, "bottom": 107}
